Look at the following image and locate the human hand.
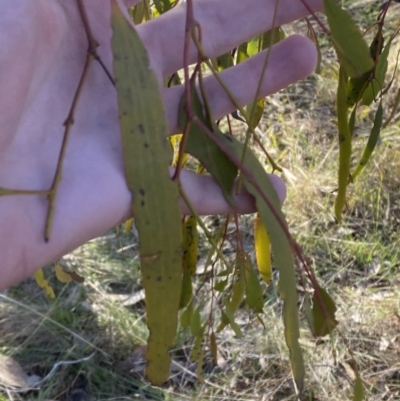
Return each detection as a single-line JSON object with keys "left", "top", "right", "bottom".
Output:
{"left": 0, "top": 0, "right": 322, "bottom": 290}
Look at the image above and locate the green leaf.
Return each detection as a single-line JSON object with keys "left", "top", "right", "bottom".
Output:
{"left": 191, "top": 326, "right": 205, "bottom": 362}
{"left": 190, "top": 305, "right": 203, "bottom": 336}
{"left": 335, "top": 67, "right": 352, "bottom": 222}
{"left": 223, "top": 307, "right": 243, "bottom": 338}
{"left": 180, "top": 302, "right": 194, "bottom": 328}
{"left": 246, "top": 98, "right": 265, "bottom": 130}
{"left": 214, "top": 279, "right": 228, "bottom": 292}
{"left": 179, "top": 90, "right": 238, "bottom": 205}
{"left": 245, "top": 257, "right": 264, "bottom": 313}
{"left": 353, "top": 374, "right": 364, "bottom": 401}
{"left": 361, "top": 36, "right": 392, "bottom": 106}
{"left": 111, "top": 2, "right": 182, "bottom": 386}
{"left": 261, "top": 28, "right": 284, "bottom": 49}
{"left": 237, "top": 41, "right": 250, "bottom": 63}
{"left": 153, "top": 0, "right": 172, "bottom": 14}
{"left": 311, "top": 285, "right": 338, "bottom": 337}
{"left": 181, "top": 89, "right": 304, "bottom": 391}
{"left": 324, "top": 0, "right": 373, "bottom": 78}
{"left": 216, "top": 52, "right": 234, "bottom": 71}
{"left": 351, "top": 101, "right": 383, "bottom": 181}
{"left": 204, "top": 132, "right": 304, "bottom": 389}
{"left": 210, "top": 332, "right": 218, "bottom": 364}
{"left": 182, "top": 216, "right": 198, "bottom": 276}
{"left": 383, "top": 86, "right": 400, "bottom": 128}
{"left": 180, "top": 269, "right": 193, "bottom": 309}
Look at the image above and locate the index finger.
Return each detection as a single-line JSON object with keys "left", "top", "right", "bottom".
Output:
{"left": 138, "top": 0, "right": 323, "bottom": 78}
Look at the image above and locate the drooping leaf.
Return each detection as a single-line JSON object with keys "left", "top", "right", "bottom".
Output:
{"left": 181, "top": 90, "right": 304, "bottom": 391}
{"left": 196, "top": 347, "right": 205, "bottom": 383}
{"left": 353, "top": 373, "right": 364, "bottom": 401}
{"left": 361, "top": 35, "right": 392, "bottom": 106}
{"left": 124, "top": 218, "right": 133, "bottom": 234}
{"left": 311, "top": 285, "right": 338, "bottom": 337}
{"left": 55, "top": 263, "right": 72, "bottom": 284}
{"left": 246, "top": 98, "right": 265, "bottom": 130}
{"left": 236, "top": 146, "right": 304, "bottom": 391}
{"left": 216, "top": 52, "right": 234, "bottom": 71}
{"left": 245, "top": 261, "right": 264, "bottom": 314}
{"left": 191, "top": 325, "right": 205, "bottom": 362}
{"left": 180, "top": 302, "right": 194, "bottom": 328}
{"left": 335, "top": 67, "right": 352, "bottom": 222}
{"left": 254, "top": 215, "right": 272, "bottom": 284}
{"left": 182, "top": 216, "right": 198, "bottom": 276}
{"left": 262, "top": 28, "right": 284, "bottom": 49}
{"left": 351, "top": 101, "right": 383, "bottom": 181}
{"left": 170, "top": 134, "right": 189, "bottom": 168}
{"left": 210, "top": 332, "right": 218, "bottom": 364}
{"left": 190, "top": 305, "right": 203, "bottom": 337}
{"left": 227, "top": 259, "right": 246, "bottom": 314}
{"left": 214, "top": 279, "right": 228, "bottom": 292}
{"left": 152, "top": 0, "right": 172, "bottom": 15}
{"left": 34, "top": 269, "right": 55, "bottom": 299}
{"left": 324, "top": 0, "right": 373, "bottom": 78}
{"left": 111, "top": 3, "right": 182, "bottom": 385}
{"left": 180, "top": 269, "right": 193, "bottom": 309}
{"left": 346, "top": 30, "right": 385, "bottom": 107}
{"left": 220, "top": 308, "right": 243, "bottom": 338}
{"left": 306, "top": 18, "right": 322, "bottom": 74}
{"left": 383, "top": 85, "right": 400, "bottom": 128}
{"left": 179, "top": 90, "right": 238, "bottom": 205}
{"left": 237, "top": 41, "right": 250, "bottom": 63}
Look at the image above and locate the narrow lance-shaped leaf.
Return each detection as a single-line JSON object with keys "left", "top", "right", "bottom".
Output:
{"left": 111, "top": 2, "right": 182, "bottom": 385}
{"left": 335, "top": 67, "right": 352, "bottom": 222}
{"left": 383, "top": 85, "right": 400, "bottom": 128}
{"left": 361, "top": 35, "right": 392, "bottom": 106}
{"left": 353, "top": 373, "right": 364, "bottom": 401}
{"left": 324, "top": 0, "right": 373, "bottom": 78}
{"left": 311, "top": 285, "right": 338, "bottom": 337}
{"left": 234, "top": 140, "right": 305, "bottom": 391}
{"left": 190, "top": 124, "right": 302, "bottom": 384}
{"left": 346, "top": 29, "right": 382, "bottom": 107}
{"left": 180, "top": 91, "right": 305, "bottom": 391}
{"left": 182, "top": 216, "right": 198, "bottom": 276}
{"left": 245, "top": 258, "right": 264, "bottom": 314}
{"left": 217, "top": 255, "right": 246, "bottom": 332}
{"left": 254, "top": 215, "right": 272, "bottom": 284}
{"left": 351, "top": 101, "right": 383, "bottom": 181}
{"left": 179, "top": 90, "right": 238, "bottom": 205}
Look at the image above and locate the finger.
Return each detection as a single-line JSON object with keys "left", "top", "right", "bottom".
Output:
{"left": 139, "top": 0, "right": 323, "bottom": 78}
{"left": 164, "top": 34, "right": 317, "bottom": 133}
{"left": 178, "top": 170, "right": 286, "bottom": 215}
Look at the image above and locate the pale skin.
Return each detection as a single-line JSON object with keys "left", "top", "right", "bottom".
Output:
{"left": 0, "top": 0, "right": 322, "bottom": 290}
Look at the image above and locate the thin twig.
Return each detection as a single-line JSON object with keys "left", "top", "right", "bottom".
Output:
{"left": 44, "top": 0, "right": 115, "bottom": 241}
{"left": 44, "top": 49, "right": 94, "bottom": 241}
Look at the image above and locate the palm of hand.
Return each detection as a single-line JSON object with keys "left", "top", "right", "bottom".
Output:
{"left": 0, "top": 0, "right": 321, "bottom": 289}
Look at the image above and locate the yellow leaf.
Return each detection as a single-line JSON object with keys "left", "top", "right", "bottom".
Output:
{"left": 112, "top": 1, "right": 182, "bottom": 386}
{"left": 254, "top": 215, "right": 272, "bottom": 284}
{"left": 34, "top": 269, "right": 55, "bottom": 299}
{"left": 54, "top": 263, "right": 72, "bottom": 284}
{"left": 125, "top": 218, "right": 133, "bottom": 234}
{"left": 169, "top": 134, "right": 188, "bottom": 168}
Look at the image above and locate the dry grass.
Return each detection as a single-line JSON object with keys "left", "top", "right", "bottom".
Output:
{"left": 1, "top": 2, "right": 400, "bottom": 401}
